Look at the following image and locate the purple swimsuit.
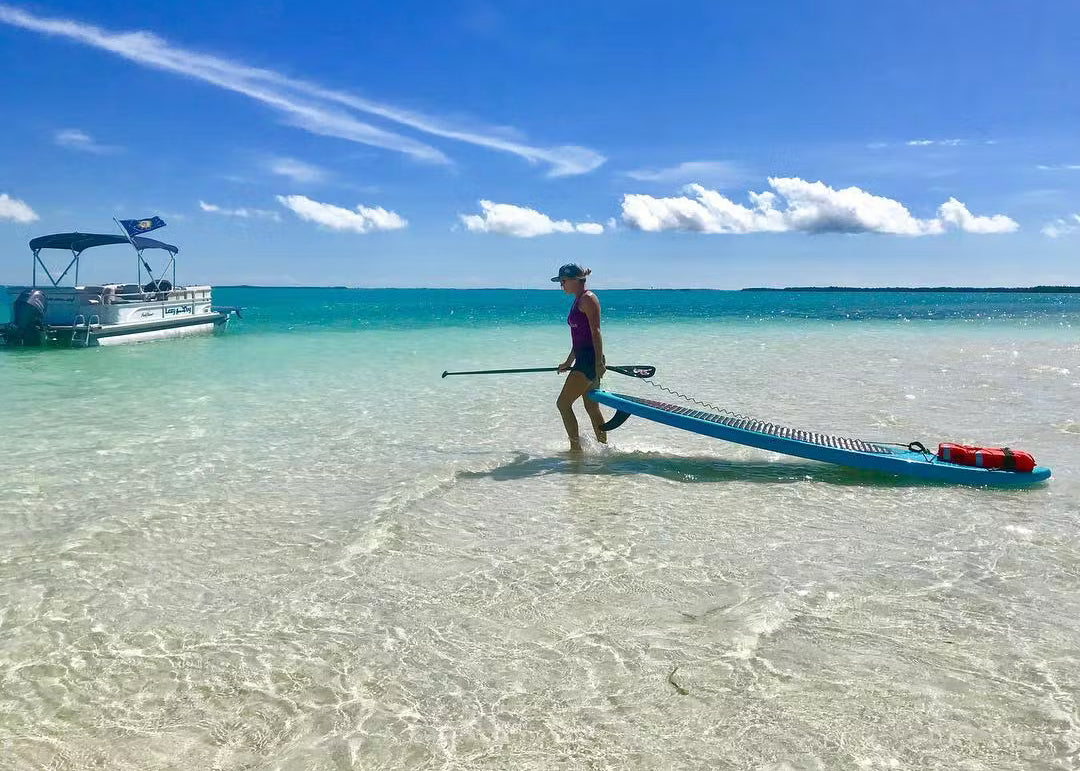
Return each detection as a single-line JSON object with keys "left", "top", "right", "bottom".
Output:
{"left": 567, "top": 292, "right": 594, "bottom": 349}
{"left": 567, "top": 292, "right": 597, "bottom": 380}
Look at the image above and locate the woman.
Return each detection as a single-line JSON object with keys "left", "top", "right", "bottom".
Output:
{"left": 552, "top": 263, "right": 607, "bottom": 452}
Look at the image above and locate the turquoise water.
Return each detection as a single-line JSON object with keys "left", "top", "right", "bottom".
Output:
{"left": 1, "top": 289, "right": 1078, "bottom": 769}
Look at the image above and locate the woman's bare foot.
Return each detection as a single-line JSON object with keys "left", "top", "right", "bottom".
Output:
{"left": 594, "top": 428, "right": 607, "bottom": 444}
{"left": 568, "top": 436, "right": 583, "bottom": 453}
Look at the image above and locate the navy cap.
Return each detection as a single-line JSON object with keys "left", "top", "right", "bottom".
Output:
{"left": 551, "top": 263, "right": 586, "bottom": 282}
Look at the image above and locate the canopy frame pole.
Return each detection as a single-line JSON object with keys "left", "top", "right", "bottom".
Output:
{"left": 31, "top": 246, "right": 83, "bottom": 288}
{"left": 138, "top": 250, "right": 176, "bottom": 292}
{"left": 114, "top": 217, "right": 177, "bottom": 292}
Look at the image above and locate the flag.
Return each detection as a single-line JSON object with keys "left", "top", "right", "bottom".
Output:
{"left": 119, "top": 216, "right": 166, "bottom": 238}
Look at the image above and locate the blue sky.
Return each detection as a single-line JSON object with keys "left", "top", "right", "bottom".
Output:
{"left": 1, "top": 1, "right": 1078, "bottom": 288}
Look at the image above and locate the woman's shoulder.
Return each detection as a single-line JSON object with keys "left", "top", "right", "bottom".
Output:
{"left": 580, "top": 290, "right": 600, "bottom": 309}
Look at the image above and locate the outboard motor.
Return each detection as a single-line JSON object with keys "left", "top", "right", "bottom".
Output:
{"left": 3, "top": 289, "right": 49, "bottom": 346}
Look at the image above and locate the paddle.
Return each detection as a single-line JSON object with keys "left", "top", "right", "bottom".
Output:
{"left": 441, "top": 364, "right": 655, "bottom": 379}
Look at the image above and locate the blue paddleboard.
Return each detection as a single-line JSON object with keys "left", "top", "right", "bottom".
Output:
{"left": 589, "top": 390, "right": 1051, "bottom": 487}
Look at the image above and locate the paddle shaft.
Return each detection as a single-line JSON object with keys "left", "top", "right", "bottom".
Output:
{"left": 441, "top": 364, "right": 655, "bottom": 379}
{"left": 442, "top": 367, "right": 557, "bottom": 377}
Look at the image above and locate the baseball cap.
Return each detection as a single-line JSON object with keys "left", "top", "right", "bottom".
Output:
{"left": 551, "top": 263, "right": 587, "bottom": 282}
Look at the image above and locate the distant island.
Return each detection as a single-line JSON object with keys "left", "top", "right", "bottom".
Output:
{"left": 742, "top": 286, "right": 1080, "bottom": 293}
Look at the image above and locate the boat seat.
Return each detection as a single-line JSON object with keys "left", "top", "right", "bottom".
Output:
{"left": 115, "top": 284, "right": 149, "bottom": 301}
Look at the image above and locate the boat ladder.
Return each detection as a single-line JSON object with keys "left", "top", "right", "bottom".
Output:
{"left": 71, "top": 314, "right": 99, "bottom": 347}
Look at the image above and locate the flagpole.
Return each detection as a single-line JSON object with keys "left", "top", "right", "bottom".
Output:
{"left": 115, "top": 217, "right": 165, "bottom": 291}
{"left": 113, "top": 218, "right": 140, "bottom": 286}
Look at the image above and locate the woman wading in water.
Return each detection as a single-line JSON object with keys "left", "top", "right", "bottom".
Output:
{"left": 553, "top": 263, "right": 607, "bottom": 452}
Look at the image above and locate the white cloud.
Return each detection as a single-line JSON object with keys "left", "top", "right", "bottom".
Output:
{"left": 625, "top": 161, "right": 743, "bottom": 185}
{"left": 0, "top": 5, "right": 604, "bottom": 176}
{"left": 1036, "top": 164, "right": 1080, "bottom": 171}
{"left": 0, "top": 193, "right": 39, "bottom": 223}
{"left": 621, "top": 178, "right": 1019, "bottom": 236}
{"left": 268, "top": 157, "right": 327, "bottom": 184}
{"left": 276, "top": 194, "right": 407, "bottom": 233}
{"left": 622, "top": 185, "right": 785, "bottom": 235}
{"left": 1041, "top": 214, "right": 1080, "bottom": 238}
{"left": 936, "top": 197, "right": 1018, "bottom": 234}
{"left": 199, "top": 200, "right": 280, "bottom": 220}
{"left": 906, "top": 138, "right": 964, "bottom": 147}
{"left": 459, "top": 201, "right": 604, "bottom": 237}
{"left": 53, "top": 127, "right": 118, "bottom": 153}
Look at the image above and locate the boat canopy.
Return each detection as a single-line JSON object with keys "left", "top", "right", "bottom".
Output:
{"left": 30, "top": 233, "right": 129, "bottom": 253}
{"left": 130, "top": 236, "right": 179, "bottom": 255}
{"left": 29, "top": 232, "right": 179, "bottom": 255}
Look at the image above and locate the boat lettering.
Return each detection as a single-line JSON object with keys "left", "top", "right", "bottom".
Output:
{"left": 164, "top": 305, "right": 193, "bottom": 315}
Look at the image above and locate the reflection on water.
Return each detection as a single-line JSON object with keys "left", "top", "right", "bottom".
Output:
{"left": 0, "top": 295, "right": 1077, "bottom": 769}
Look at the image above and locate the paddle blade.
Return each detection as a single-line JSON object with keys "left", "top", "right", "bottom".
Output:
{"left": 608, "top": 365, "right": 655, "bottom": 378}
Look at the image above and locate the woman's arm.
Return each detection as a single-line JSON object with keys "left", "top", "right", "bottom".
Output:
{"left": 558, "top": 347, "right": 576, "bottom": 372}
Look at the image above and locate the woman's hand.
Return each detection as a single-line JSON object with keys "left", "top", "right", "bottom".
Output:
{"left": 557, "top": 359, "right": 573, "bottom": 373}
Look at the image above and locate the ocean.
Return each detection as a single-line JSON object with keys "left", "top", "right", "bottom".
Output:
{"left": 1, "top": 288, "right": 1078, "bottom": 769}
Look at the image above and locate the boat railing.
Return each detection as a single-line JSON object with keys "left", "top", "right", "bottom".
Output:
{"left": 101, "top": 285, "right": 211, "bottom": 304}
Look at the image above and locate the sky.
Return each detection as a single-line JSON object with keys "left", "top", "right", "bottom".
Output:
{"left": 1, "top": 0, "right": 1078, "bottom": 288}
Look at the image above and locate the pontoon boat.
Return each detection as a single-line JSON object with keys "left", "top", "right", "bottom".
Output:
{"left": 2, "top": 224, "right": 238, "bottom": 348}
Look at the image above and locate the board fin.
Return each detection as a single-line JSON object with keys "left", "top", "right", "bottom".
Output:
{"left": 601, "top": 410, "right": 632, "bottom": 432}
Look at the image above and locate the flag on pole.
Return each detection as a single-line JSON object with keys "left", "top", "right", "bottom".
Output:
{"left": 118, "top": 216, "right": 166, "bottom": 238}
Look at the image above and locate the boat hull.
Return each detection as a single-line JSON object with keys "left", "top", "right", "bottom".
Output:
{"left": 79, "top": 314, "right": 228, "bottom": 346}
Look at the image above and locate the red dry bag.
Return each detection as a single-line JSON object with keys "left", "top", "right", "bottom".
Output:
{"left": 937, "top": 443, "right": 1036, "bottom": 473}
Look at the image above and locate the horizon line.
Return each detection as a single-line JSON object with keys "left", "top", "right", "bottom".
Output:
{"left": 1, "top": 283, "right": 1078, "bottom": 292}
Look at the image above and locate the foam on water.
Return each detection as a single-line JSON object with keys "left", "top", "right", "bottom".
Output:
{"left": 1, "top": 289, "right": 1078, "bottom": 769}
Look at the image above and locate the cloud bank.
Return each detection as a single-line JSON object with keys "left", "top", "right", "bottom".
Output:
{"left": 54, "top": 128, "right": 118, "bottom": 154}
{"left": 277, "top": 194, "right": 407, "bottom": 234}
{"left": 199, "top": 200, "right": 280, "bottom": 220}
{"left": 460, "top": 201, "right": 604, "bottom": 237}
{"left": 906, "top": 138, "right": 964, "bottom": 147}
{"left": 268, "top": 157, "right": 327, "bottom": 184}
{"left": 625, "top": 161, "right": 743, "bottom": 185}
{"left": 0, "top": 193, "right": 38, "bottom": 223}
{"left": 621, "top": 178, "right": 1019, "bottom": 236}
{"left": 0, "top": 4, "right": 604, "bottom": 176}
{"left": 1041, "top": 214, "right": 1080, "bottom": 238}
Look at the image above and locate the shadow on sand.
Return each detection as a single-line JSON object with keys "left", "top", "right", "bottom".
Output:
{"left": 458, "top": 450, "right": 928, "bottom": 488}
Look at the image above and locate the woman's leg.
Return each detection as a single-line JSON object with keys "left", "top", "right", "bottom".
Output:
{"left": 583, "top": 390, "right": 607, "bottom": 443}
{"left": 557, "top": 371, "right": 593, "bottom": 451}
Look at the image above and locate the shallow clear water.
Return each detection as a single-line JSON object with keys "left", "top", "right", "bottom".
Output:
{"left": 1, "top": 289, "right": 1078, "bottom": 769}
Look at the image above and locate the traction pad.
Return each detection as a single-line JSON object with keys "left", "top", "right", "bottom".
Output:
{"left": 604, "top": 394, "right": 894, "bottom": 455}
